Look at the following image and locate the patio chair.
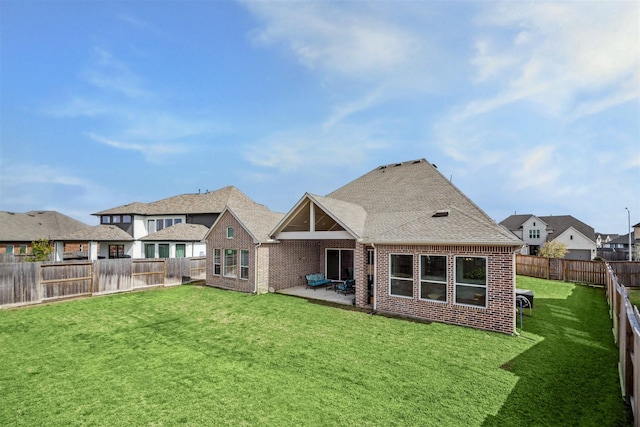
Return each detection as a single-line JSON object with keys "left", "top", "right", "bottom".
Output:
{"left": 337, "top": 279, "right": 355, "bottom": 295}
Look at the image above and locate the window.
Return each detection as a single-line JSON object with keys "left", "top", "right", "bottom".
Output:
{"left": 174, "top": 218, "right": 183, "bottom": 225}
{"left": 176, "top": 244, "right": 186, "bottom": 258}
{"left": 157, "top": 220, "right": 165, "bottom": 231}
{"left": 420, "top": 255, "right": 447, "bottom": 302}
{"left": 227, "top": 227, "right": 234, "bottom": 239}
{"left": 390, "top": 254, "right": 413, "bottom": 297}
{"left": 123, "top": 215, "right": 132, "bottom": 223}
{"left": 148, "top": 220, "right": 155, "bottom": 233}
{"left": 224, "top": 249, "right": 237, "bottom": 277}
{"left": 240, "top": 249, "right": 249, "bottom": 279}
{"left": 113, "top": 215, "right": 121, "bottom": 224}
{"left": 455, "top": 257, "right": 487, "bottom": 307}
{"left": 165, "top": 219, "right": 173, "bottom": 228}
{"left": 214, "top": 249, "right": 221, "bottom": 275}
{"left": 144, "top": 244, "right": 155, "bottom": 258}
{"left": 19, "top": 245, "right": 27, "bottom": 254}
{"left": 158, "top": 244, "right": 170, "bottom": 258}
{"left": 326, "top": 249, "right": 354, "bottom": 281}
{"left": 529, "top": 229, "right": 540, "bottom": 239}
{"left": 6, "top": 245, "right": 14, "bottom": 254}
{"left": 109, "top": 245, "right": 125, "bottom": 258}
{"left": 101, "top": 216, "right": 111, "bottom": 224}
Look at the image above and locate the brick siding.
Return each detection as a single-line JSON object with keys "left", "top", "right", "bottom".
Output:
{"left": 372, "top": 245, "right": 516, "bottom": 334}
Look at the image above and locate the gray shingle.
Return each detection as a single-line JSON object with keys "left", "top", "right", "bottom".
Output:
{"left": 0, "top": 211, "right": 90, "bottom": 241}
{"left": 325, "top": 159, "right": 522, "bottom": 245}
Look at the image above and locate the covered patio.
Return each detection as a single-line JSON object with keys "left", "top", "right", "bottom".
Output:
{"left": 277, "top": 285, "right": 356, "bottom": 306}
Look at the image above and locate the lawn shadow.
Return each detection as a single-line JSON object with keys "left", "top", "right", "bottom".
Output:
{"left": 483, "top": 283, "right": 633, "bottom": 426}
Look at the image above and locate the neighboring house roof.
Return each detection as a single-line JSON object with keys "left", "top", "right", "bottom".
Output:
{"left": 210, "top": 206, "right": 285, "bottom": 243}
{"left": 500, "top": 214, "right": 596, "bottom": 243}
{"left": 539, "top": 215, "right": 595, "bottom": 243}
{"left": 94, "top": 186, "right": 266, "bottom": 216}
{"left": 0, "top": 210, "right": 89, "bottom": 242}
{"left": 611, "top": 233, "right": 634, "bottom": 245}
{"left": 498, "top": 214, "right": 545, "bottom": 231}
{"left": 60, "top": 225, "right": 135, "bottom": 242}
{"left": 274, "top": 159, "right": 522, "bottom": 246}
{"left": 142, "top": 223, "right": 209, "bottom": 241}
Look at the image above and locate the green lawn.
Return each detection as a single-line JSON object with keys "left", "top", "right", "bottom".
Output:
{"left": 0, "top": 277, "right": 631, "bottom": 426}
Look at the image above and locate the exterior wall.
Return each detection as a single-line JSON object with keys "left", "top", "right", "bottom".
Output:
{"left": 206, "top": 211, "right": 256, "bottom": 293}
{"left": 521, "top": 216, "right": 547, "bottom": 247}
{"left": 97, "top": 242, "right": 134, "bottom": 259}
{"left": 553, "top": 228, "right": 596, "bottom": 260}
{"left": 267, "top": 240, "right": 322, "bottom": 290}
{"left": 256, "top": 245, "right": 271, "bottom": 293}
{"left": 373, "top": 244, "right": 516, "bottom": 335}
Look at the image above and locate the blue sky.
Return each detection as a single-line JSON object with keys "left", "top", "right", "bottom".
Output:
{"left": 1, "top": 1, "right": 638, "bottom": 234}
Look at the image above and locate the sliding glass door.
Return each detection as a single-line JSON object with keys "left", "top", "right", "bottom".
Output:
{"left": 326, "top": 249, "right": 354, "bottom": 281}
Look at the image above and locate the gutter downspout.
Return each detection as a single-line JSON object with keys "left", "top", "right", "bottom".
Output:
{"left": 371, "top": 242, "right": 377, "bottom": 311}
{"left": 254, "top": 242, "right": 261, "bottom": 294}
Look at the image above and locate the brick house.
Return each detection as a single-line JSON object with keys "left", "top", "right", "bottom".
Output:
{"left": 207, "top": 159, "right": 523, "bottom": 334}
{"left": 0, "top": 210, "right": 89, "bottom": 259}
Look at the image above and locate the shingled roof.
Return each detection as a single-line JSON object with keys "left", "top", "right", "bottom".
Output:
{"left": 58, "top": 224, "right": 134, "bottom": 242}
{"left": 93, "top": 186, "right": 265, "bottom": 216}
{"left": 213, "top": 206, "right": 285, "bottom": 244}
{"left": 0, "top": 211, "right": 90, "bottom": 242}
{"left": 274, "top": 159, "right": 522, "bottom": 246}
{"left": 142, "top": 223, "right": 209, "bottom": 241}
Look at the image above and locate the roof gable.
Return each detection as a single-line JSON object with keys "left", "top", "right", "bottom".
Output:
{"left": 207, "top": 206, "right": 285, "bottom": 244}
{"left": 270, "top": 194, "right": 362, "bottom": 239}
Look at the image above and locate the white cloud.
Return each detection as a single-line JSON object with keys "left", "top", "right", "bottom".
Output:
{"left": 469, "top": 1, "right": 639, "bottom": 119}
{"left": 86, "top": 132, "right": 184, "bottom": 163}
{"left": 245, "top": 124, "right": 388, "bottom": 172}
{"left": 246, "top": 2, "right": 421, "bottom": 79}
{"left": 82, "top": 47, "right": 153, "bottom": 99}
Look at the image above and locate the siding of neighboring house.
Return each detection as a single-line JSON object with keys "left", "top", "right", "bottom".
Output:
{"left": 553, "top": 228, "right": 596, "bottom": 260}
{"left": 374, "top": 244, "right": 515, "bottom": 335}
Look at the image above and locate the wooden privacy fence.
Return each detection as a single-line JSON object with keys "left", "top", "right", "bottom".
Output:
{"left": 516, "top": 254, "right": 608, "bottom": 285}
{"left": 0, "top": 257, "right": 206, "bottom": 308}
{"left": 606, "top": 264, "right": 640, "bottom": 426}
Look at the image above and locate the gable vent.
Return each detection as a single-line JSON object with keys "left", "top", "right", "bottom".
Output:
{"left": 432, "top": 210, "right": 449, "bottom": 218}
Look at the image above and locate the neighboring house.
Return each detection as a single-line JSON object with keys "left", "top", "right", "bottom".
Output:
{"left": 500, "top": 214, "right": 597, "bottom": 260}
{"left": 206, "top": 159, "right": 523, "bottom": 334}
{"left": 609, "top": 223, "right": 640, "bottom": 261}
{"left": 55, "top": 186, "right": 266, "bottom": 261}
{"left": 596, "top": 233, "right": 618, "bottom": 248}
{"left": 0, "top": 211, "right": 90, "bottom": 259}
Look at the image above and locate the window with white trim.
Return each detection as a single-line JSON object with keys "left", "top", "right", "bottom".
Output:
{"left": 240, "top": 249, "right": 249, "bottom": 279}
{"left": 144, "top": 243, "right": 155, "bottom": 259}
{"left": 390, "top": 254, "right": 413, "bottom": 297}
{"left": 454, "top": 257, "right": 487, "bottom": 307}
{"left": 529, "top": 229, "right": 540, "bottom": 239}
{"left": 420, "top": 255, "right": 447, "bottom": 302}
{"left": 224, "top": 249, "right": 237, "bottom": 277}
{"left": 213, "top": 249, "right": 221, "bottom": 275}
{"left": 148, "top": 219, "right": 155, "bottom": 233}
{"left": 227, "top": 227, "right": 234, "bottom": 239}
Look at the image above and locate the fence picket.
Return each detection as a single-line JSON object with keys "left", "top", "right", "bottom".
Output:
{"left": 0, "top": 257, "right": 205, "bottom": 307}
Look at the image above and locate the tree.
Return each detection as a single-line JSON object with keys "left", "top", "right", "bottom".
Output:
{"left": 539, "top": 241, "right": 568, "bottom": 259}
{"left": 29, "top": 238, "right": 53, "bottom": 262}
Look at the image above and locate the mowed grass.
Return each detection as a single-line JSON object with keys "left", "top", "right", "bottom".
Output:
{"left": 0, "top": 277, "right": 630, "bottom": 426}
